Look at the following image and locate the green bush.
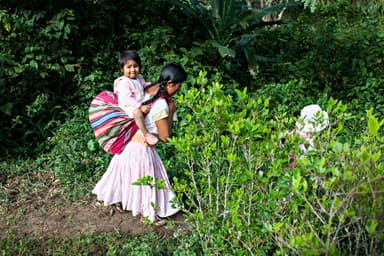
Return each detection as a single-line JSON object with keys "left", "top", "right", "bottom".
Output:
{"left": 251, "top": 2, "right": 384, "bottom": 114}
{"left": 0, "top": 8, "right": 80, "bottom": 158}
{"left": 1, "top": 232, "right": 168, "bottom": 255}
{"left": 170, "top": 74, "right": 293, "bottom": 254}
{"left": 270, "top": 107, "right": 384, "bottom": 255}
{"left": 0, "top": 1, "right": 197, "bottom": 159}
{"left": 45, "top": 104, "right": 110, "bottom": 199}
{"left": 169, "top": 74, "right": 384, "bottom": 254}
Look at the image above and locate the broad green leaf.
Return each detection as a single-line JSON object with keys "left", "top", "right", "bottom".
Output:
{"left": 331, "top": 141, "right": 343, "bottom": 153}
{"left": 64, "top": 64, "right": 75, "bottom": 72}
{"left": 368, "top": 115, "right": 379, "bottom": 136}
{"left": 212, "top": 42, "right": 236, "bottom": 58}
{"left": 292, "top": 175, "right": 302, "bottom": 191}
{"left": 29, "top": 60, "right": 38, "bottom": 70}
{"left": 4, "top": 22, "right": 11, "bottom": 32}
{"left": 365, "top": 219, "right": 378, "bottom": 235}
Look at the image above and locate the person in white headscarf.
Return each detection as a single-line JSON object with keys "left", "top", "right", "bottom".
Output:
{"left": 282, "top": 104, "right": 329, "bottom": 169}
{"left": 294, "top": 104, "right": 329, "bottom": 153}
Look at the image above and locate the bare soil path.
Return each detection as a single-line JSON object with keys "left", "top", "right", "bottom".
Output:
{"left": 0, "top": 170, "right": 183, "bottom": 240}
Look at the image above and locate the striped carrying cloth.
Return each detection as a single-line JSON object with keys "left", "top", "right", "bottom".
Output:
{"left": 88, "top": 91, "right": 138, "bottom": 154}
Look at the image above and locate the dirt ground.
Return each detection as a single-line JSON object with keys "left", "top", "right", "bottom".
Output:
{"left": 0, "top": 170, "right": 184, "bottom": 240}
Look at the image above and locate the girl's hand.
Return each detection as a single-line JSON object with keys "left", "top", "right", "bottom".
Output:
{"left": 140, "top": 105, "right": 150, "bottom": 113}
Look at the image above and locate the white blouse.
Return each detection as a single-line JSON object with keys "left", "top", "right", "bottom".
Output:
{"left": 143, "top": 95, "right": 169, "bottom": 135}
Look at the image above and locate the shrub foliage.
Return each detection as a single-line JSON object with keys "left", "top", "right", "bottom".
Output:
{"left": 170, "top": 73, "right": 384, "bottom": 254}
{"left": 1, "top": 0, "right": 384, "bottom": 254}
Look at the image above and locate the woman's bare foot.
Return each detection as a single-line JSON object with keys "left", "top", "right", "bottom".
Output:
{"left": 114, "top": 202, "right": 124, "bottom": 213}
{"left": 140, "top": 215, "right": 166, "bottom": 226}
{"left": 154, "top": 217, "right": 166, "bottom": 227}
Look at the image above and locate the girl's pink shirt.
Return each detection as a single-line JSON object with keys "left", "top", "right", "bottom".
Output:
{"left": 113, "top": 75, "right": 147, "bottom": 116}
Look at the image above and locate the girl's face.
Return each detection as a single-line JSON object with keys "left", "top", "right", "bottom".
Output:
{"left": 121, "top": 60, "right": 140, "bottom": 79}
{"left": 166, "top": 81, "right": 182, "bottom": 96}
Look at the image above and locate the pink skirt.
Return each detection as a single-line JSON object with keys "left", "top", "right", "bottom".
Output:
{"left": 92, "top": 134, "right": 179, "bottom": 222}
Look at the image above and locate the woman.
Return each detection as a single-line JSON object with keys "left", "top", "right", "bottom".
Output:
{"left": 92, "top": 62, "right": 187, "bottom": 225}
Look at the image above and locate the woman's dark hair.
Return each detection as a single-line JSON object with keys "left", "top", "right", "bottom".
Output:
{"left": 118, "top": 50, "right": 141, "bottom": 69}
{"left": 142, "top": 62, "right": 187, "bottom": 105}
{"left": 158, "top": 62, "right": 187, "bottom": 84}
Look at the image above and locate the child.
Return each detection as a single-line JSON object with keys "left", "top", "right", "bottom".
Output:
{"left": 284, "top": 104, "right": 329, "bottom": 168}
{"left": 295, "top": 104, "right": 329, "bottom": 153}
{"left": 114, "top": 50, "right": 159, "bottom": 145}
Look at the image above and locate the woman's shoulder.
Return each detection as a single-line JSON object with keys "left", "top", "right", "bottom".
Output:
{"left": 148, "top": 97, "right": 168, "bottom": 118}
{"left": 148, "top": 99, "right": 169, "bottom": 122}
{"left": 151, "top": 97, "right": 168, "bottom": 109}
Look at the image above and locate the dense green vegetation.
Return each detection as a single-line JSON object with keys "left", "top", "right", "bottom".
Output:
{"left": 1, "top": 0, "right": 383, "bottom": 255}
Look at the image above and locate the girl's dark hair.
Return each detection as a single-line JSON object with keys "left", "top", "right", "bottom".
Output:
{"left": 142, "top": 62, "right": 187, "bottom": 105}
{"left": 118, "top": 50, "right": 141, "bottom": 69}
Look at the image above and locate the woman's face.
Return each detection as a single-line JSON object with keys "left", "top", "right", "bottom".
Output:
{"left": 121, "top": 60, "right": 140, "bottom": 79}
{"left": 166, "top": 82, "right": 182, "bottom": 96}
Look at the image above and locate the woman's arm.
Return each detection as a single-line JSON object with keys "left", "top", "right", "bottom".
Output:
{"left": 155, "top": 118, "right": 170, "bottom": 142}
{"left": 154, "top": 101, "right": 176, "bottom": 143}
{"left": 167, "top": 101, "right": 176, "bottom": 133}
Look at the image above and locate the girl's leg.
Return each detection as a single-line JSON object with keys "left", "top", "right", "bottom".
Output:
{"left": 133, "top": 108, "right": 158, "bottom": 145}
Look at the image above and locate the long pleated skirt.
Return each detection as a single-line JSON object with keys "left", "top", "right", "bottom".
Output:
{"left": 92, "top": 134, "right": 179, "bottom": 222}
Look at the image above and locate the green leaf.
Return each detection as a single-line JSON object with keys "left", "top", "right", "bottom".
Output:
{"left": 29, "top": 60, "right": 38, "bottom": 70}
{"left": 368, "top": 115, "right": 379, "bottom": 136}
{"left": 302, "top": 178, "right": 308, "bottom": 192}
{"left": 292, "top": 175, "right": 302, "bottom": 191}
{"left": 87, "top": 140, "right": 96, "bottom": 151}
{"left": 4, "top": 22, "right": 11, "bottom": 32}
{"left": 331, "top": 141, "right": 343, "bottom": 153}
{"left": 0, "top": 102, "right": 13, "bottom": 116}
{"left": 64, "top": 64, "right": 75, "bottom": 72}
{"left": 365, "top": 219, "right": 378, "bottom": 235}
{"left": 154, "top": 179, "right": 165, "bottom": 190}
{"left": 263, "top": 222, "right": 273, "bottom": 232}
{"left": 359, "top": 147, "right": 370, "bottom": 162}
{"left": 212, "top": 42, "right": 236, "bottom": 58}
